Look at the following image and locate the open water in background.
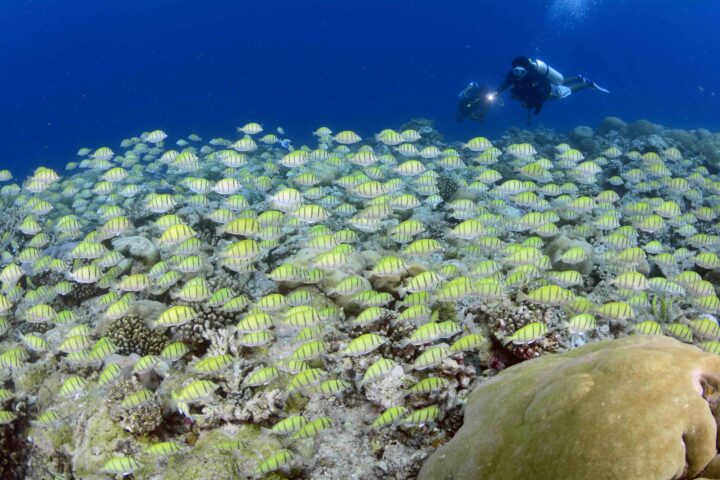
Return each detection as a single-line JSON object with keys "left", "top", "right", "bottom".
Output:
{"left": 0, "top": 0, "right": 718, "bottom": 175}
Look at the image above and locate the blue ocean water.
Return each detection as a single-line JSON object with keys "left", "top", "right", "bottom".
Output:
{"left": 0, "top": 0, "right": 718, "bottom": 176}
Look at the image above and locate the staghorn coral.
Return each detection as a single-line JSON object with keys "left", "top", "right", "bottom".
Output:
{"left": 420, "top": 335, "right": 720, "bottom": 480}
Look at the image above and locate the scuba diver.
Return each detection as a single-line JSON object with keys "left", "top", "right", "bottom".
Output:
{"left": 457, "top": 56, "right": 609, "bottom": 124}
{"left": 456, "top": 82, "right": 499, "bottom": 122}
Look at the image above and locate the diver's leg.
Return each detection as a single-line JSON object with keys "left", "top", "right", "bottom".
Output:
{"left": 569, "top": 82, "right": 593, "bottom": 94}
{"left": 549, "top": 84, "right": 573, "bottom": 100}
{"left": 566, "top": 75, "right": 609, "bottom": 94}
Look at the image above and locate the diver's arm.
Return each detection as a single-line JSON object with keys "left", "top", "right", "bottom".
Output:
{"left": 496, "top": 76, "right": 512, "bottom": 94}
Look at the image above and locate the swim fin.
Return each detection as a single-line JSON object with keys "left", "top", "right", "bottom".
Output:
{"left": 578, "top": 75, "right": 609, "bottom": 94}
{"left": 592, "top": 82, "right": 610, "bottom": 94}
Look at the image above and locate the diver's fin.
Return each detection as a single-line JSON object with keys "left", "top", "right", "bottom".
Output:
{"left": 593, "top": 82, "right": 610, "bottom": 94}
{"left": 579, "top": 74, "right": 610, "bottom": 94}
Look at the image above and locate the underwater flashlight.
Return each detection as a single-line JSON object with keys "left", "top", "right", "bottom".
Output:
{"left": 486, "top": 93, "right": 496, "bottom": 102}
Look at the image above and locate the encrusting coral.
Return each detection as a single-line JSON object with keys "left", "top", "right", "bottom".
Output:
{"left": 419, "top": 335, "right": 720, "bottom": 480}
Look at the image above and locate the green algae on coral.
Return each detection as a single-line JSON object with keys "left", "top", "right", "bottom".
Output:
{"left": 162, "top": 426, "right": 283, "bottom": 480}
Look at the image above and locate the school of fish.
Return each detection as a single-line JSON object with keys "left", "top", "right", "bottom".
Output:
{"left": 2, "top": 121, "right": 720, "bottom": 478}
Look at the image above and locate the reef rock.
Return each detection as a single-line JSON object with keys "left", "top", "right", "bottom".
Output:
{"left": 568, "top": 126, "right": 596, "bottom": 152}
{"left": 597, "top": 115, "right": 627, "bottom": 135}
{"left": 544, "top": 235, "right": 594, "bottom": 276}
{"left": 419, "top": 335, "right": 720, "bottom": 480}
{"left": 570, "top": 125, "right": 594, "bottom": 141}
{"left": 698, "top": 134, "right": 720, "bottom": 169}
{"left": 626, "top": 119, "right": 660, "bottom": 139}
{"left": 111, "top": 235, "right": 159, "bottom": 265}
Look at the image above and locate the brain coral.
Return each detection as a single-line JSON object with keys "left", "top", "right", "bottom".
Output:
{"left": 419, "top": 335, "right": 720, "bottom": 480}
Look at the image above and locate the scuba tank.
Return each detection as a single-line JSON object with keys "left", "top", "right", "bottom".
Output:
{"left": 529, "top": 58, "right": 564, "bottom": 84}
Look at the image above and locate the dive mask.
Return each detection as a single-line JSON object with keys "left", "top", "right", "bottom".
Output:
{"left": 512, "top": 66, "right": 528, "bottom": 78}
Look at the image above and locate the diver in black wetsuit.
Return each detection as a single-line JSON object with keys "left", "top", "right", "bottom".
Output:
{"left": 497, "top": 56, "right": 609, "bottom": 121}
{"left": 456, "top": 82, "right": 495, "bottom": 122}
{"left": 456, "top": 56, "right": 608, "bottom": 124}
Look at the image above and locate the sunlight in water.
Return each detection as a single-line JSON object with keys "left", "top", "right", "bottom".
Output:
{"left": 547, "top": 0, "right": 599, "bottom": 29}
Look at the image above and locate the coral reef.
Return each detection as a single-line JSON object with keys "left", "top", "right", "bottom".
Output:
{"left": 420, "top": 335, "right": 720, "bottom": 480}
{"left": 596, "top": 115, "right": 627, "bottom": 135}
{"left": 436, "top": 174, "right": 459, "bottom": 202}
{"left": 626, "top": 119, "right": 660, "bottom": 139}
{"left": 173, "top": 304, "right": 240, "bottom": 353}
{"left": 698, "top": 133, "right": 720, "bottom": 169}
{"left": 111, "top": 236, "right": 159, "bottom": 266}
{"left": 106, "top": 315, "right": 169, "bottom": 356}
{"left": 0, "top": 413, "right": 29, "bottom": 479}
{"left": 481, "top": 300, "right": 564, "bottom": 362}
{"left": 162, "top": 426, "right": 283, "bottom": 479}
{"left": 4, "top": 118, "right": 720, "bottom": 479}
{"left": 545, "top": 236, "right": 595, "bottom": 276}
{"left": 106, "top": 379, "right": 164, "bottom": 435}
{"left": 568, "top": 125, "right": 595, "bottom": 151}
{"left": 399, "top": 118, "right": 444, "bottom": 144}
